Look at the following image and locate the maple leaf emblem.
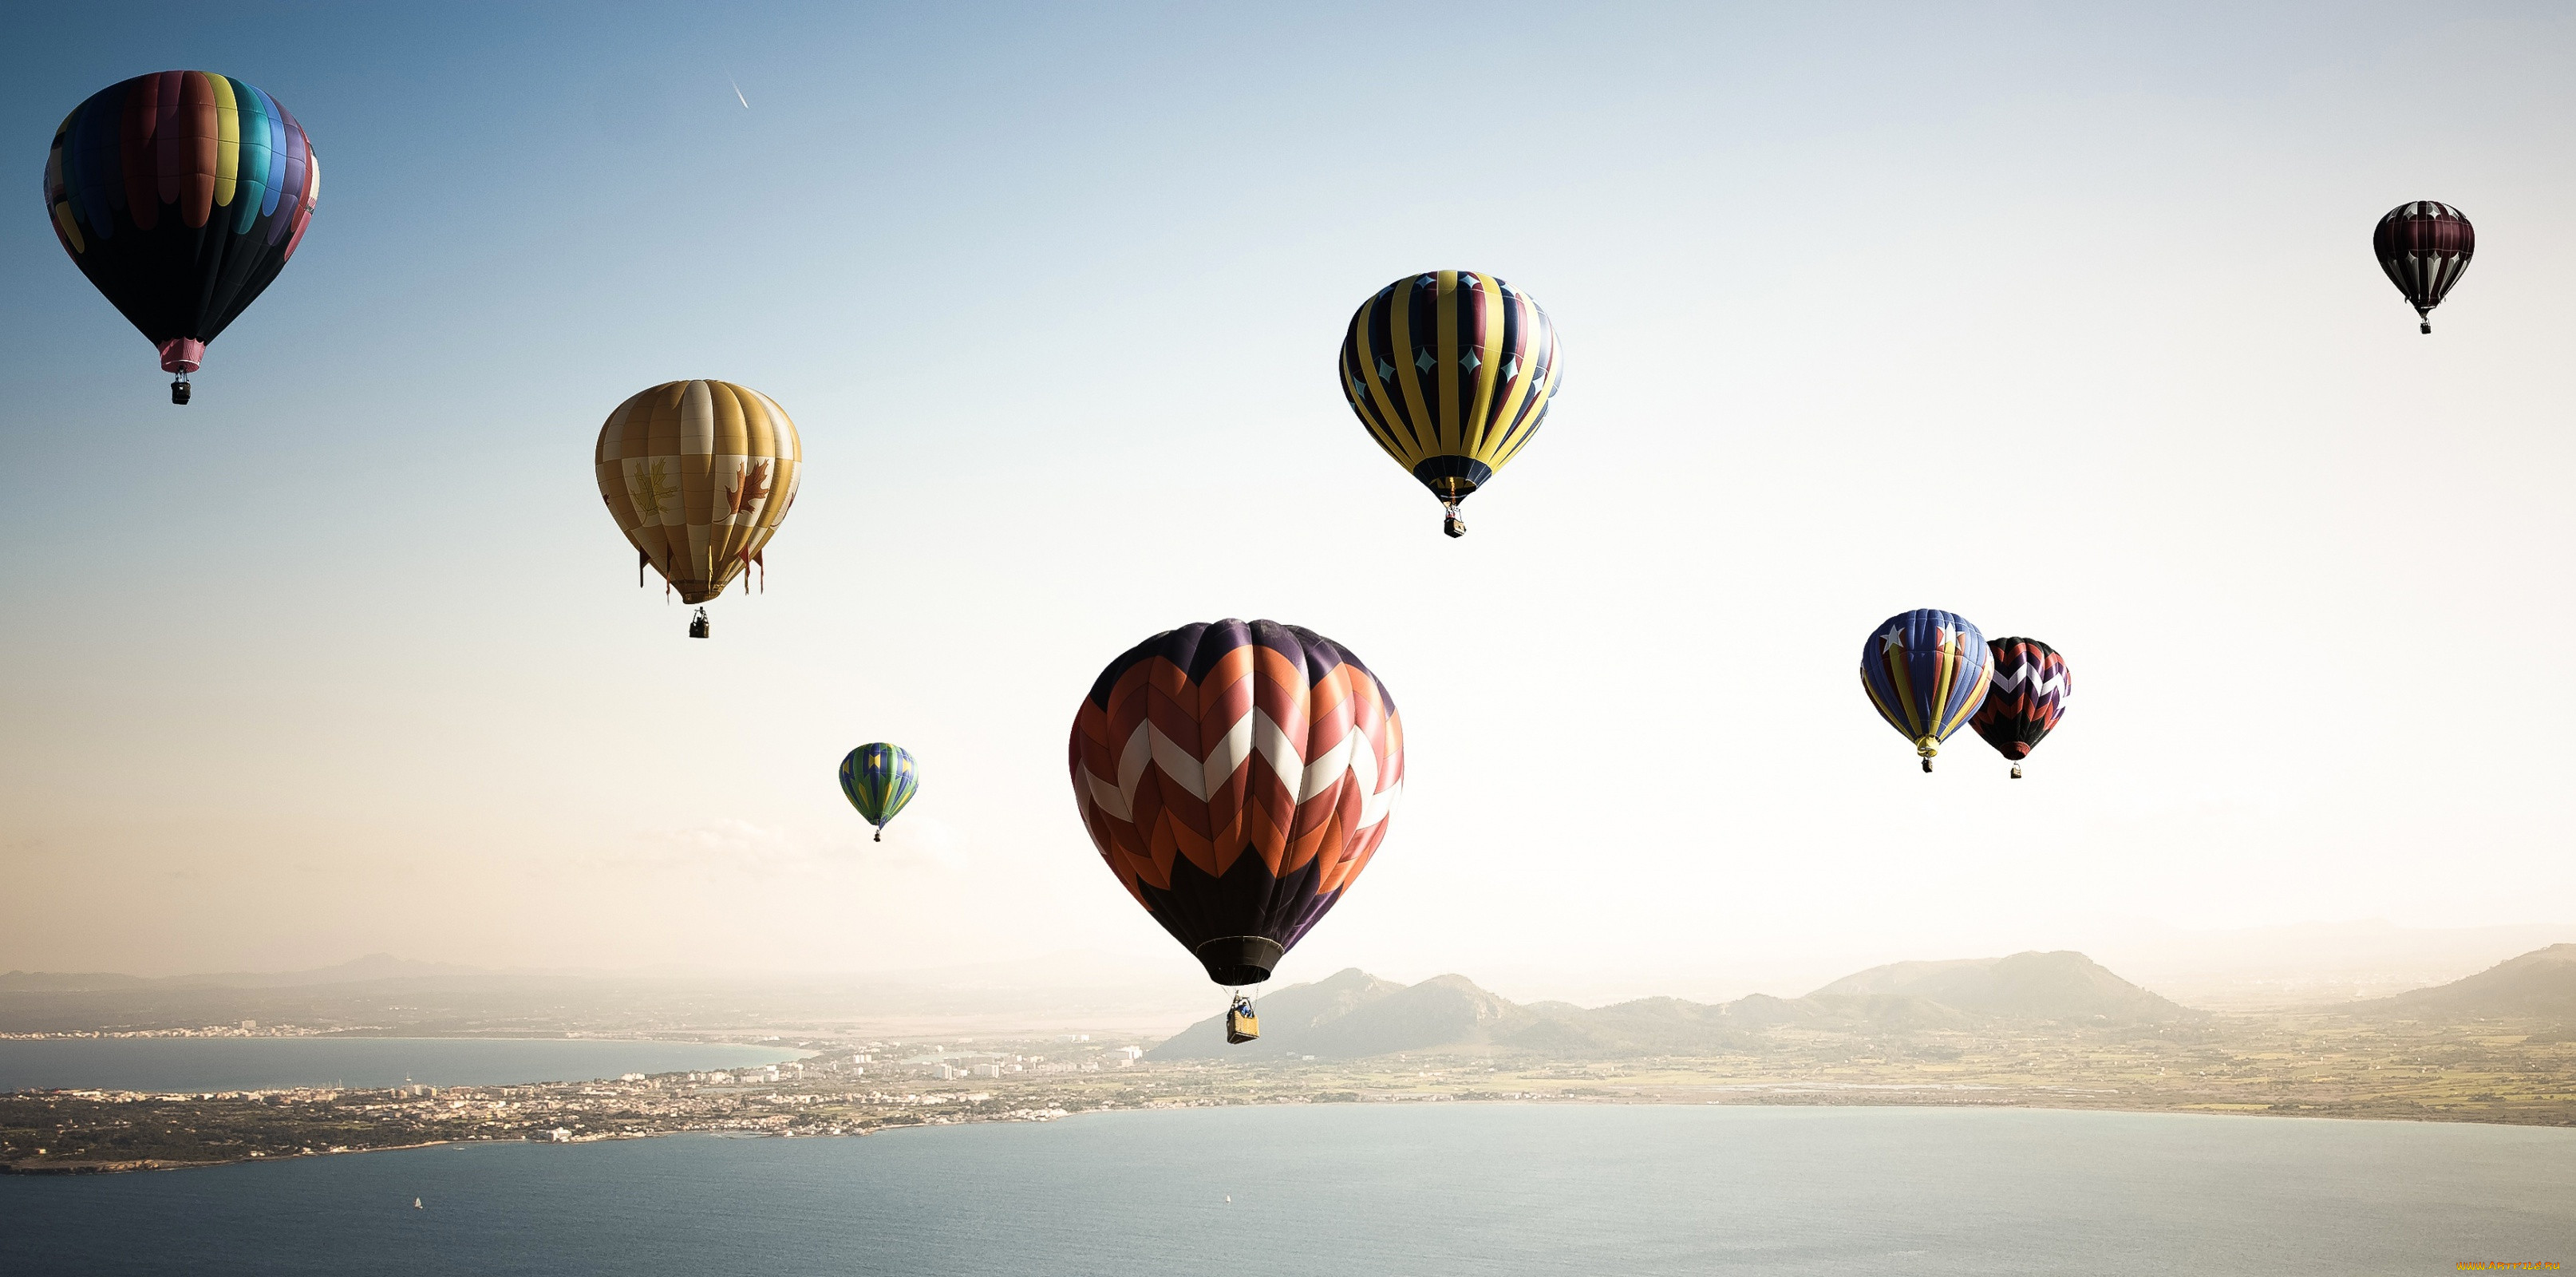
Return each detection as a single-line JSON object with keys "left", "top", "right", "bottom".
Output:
{"left": 626, "top": 459, "right": 678, "bottom": 520}
{"left": 726, "top": 461, "right": 772, "bottom": 520}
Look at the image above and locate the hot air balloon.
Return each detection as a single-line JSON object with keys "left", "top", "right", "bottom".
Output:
{"left": 1970, "top": 638, "right": 2072, "bottom": 779}
{"left": 593, "top": 380, "right": 802, "bottom": 638}
{"left": 2374, "top": 202, "right": 2474, "bottom": 334}
{"left": 1339, "top": 271, "right": 1563, "bottom": 538}
{"left": 1067, "top": 619, "right": 1403, "bottom": 1038}
{"left": 838, "top": 744, "right": 919, "bottom": 842}
{"left": 44, "top": 72, "right": 320, "bottom": 405}
{"left": 1859, "top": 609, "right": 1993, "bottom": 773}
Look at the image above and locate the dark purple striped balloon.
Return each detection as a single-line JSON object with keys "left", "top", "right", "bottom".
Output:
{"left": 2373, "top": 202, "right": 2471, "bottom": 334}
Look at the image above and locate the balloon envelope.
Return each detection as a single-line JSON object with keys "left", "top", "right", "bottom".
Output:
{"left": 44, "top": 71, "right": 321, "bottom": 379}
{"left": 1068, "top": 619, "right": 1404, "bottom": 986}
{"left": 594, "top": 381, "right": 803, "bottom": 605}
{"left": 1859, "top": 609, "right": 1993, "bottom": 765}
{"left": 1970, "top": 637, "right": 2072, "bottom": 768}
{"left": 1339, "top": 271, "right": 1562, "bottom": 533}
{"left": 838, "top": 744, "right": 919, "bottom": 838}
{"left": 2373, "top": 202, "right": 2473, "bottom": 331}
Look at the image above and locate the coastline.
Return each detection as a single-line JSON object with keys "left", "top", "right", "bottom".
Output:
{"left": 12, "top": 1087, "right": 2573, "bottom": 1178}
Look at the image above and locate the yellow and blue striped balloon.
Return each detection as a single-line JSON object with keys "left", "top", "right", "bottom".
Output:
{"left": 837, "top": 744, "right": 919, "bottom": 842}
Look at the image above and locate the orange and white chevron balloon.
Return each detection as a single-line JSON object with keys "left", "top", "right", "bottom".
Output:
{"left": 1068, "top": 619, "right": 1404, "bottom": 986}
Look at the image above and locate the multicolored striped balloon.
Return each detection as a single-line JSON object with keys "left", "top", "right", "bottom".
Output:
{"left": 1339, "top": 271, "right": 1563, "bottom": 538}
{"left": 1069, "top": 619, "right": 1404, "bottom": 987}
{"left": 1859, "top": 609, "right": 1994, "bottom": 773}
{"left": 43, "top": 71, "right": 320, "bottom": 397}
{"left": 838, "top": 744, "right": 919, "bottom": 842}
{"left": 1970, "top": 637, "right": 2072, "bottom": 779}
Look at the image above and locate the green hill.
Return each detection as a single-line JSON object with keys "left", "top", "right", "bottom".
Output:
{"left": 2358, "top": 943, "right": 2576, "bottom": 1022}
{"left": 1809, "top": 951, "right": 2195, "bottom": 1024}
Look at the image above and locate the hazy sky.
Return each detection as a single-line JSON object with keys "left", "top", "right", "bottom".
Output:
{"left": 3, "top": 2, "right": 2572, "bottom": 1000}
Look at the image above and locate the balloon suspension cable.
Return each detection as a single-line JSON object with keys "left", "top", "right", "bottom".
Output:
{"left": 1441, "top": 500, "right": 1465, "bottom": 539}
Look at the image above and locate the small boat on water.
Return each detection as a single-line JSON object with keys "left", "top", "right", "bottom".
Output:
{"left": 413, "top": 1199, "right": 424, "bottom": 1210}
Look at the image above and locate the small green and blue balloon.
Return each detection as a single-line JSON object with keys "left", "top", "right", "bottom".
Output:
{"left": 837, "top": 743, "right": 918, "bottom": 842}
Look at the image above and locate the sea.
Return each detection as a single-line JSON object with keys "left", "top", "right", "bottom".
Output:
{"left": 0, "top": 1037, "right": 802, "bottom": 1093}
{"left": 3, "top": 1103, "right": 2570, "bottom": 1275}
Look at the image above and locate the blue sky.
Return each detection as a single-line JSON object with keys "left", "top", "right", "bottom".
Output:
{"left": 3, "top": 2, "right": 2573, "bottom": 996}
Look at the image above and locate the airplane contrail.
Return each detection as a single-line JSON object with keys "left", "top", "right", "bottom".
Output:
{"left": 726, "top": 70, "right": 749, "bottom": 109}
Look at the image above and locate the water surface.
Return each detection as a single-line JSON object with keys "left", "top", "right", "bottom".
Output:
{"left": 4, "top": 1104, "right": 2569, "bottom": 1275}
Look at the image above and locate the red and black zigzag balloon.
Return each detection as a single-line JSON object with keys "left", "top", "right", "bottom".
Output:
{"left": 1970, "top": 637, "right": 2072, "bottom": 778}
{"left": 1068, "top": 619, "right": 1404, "bottom": 986}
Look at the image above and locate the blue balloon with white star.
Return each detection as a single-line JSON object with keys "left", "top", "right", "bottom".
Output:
{"left": 1858, "top": 608, "right": 1994, "bottom": 772}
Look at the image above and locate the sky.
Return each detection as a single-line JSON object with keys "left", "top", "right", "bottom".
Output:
{"left": 2, "top": 2, "right": 2573, "bottom": 1002}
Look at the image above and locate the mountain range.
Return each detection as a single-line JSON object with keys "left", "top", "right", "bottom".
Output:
{"left": 1151, "top": 943, "right": 2576, "bottom": 1060}
{"left": 1150, "top": 950, "right": 2195, "bottom": 1061}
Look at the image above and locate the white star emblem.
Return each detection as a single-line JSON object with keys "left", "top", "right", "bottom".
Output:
{"left": 1880, "top": 627, "right": 1905, "bottom": 654}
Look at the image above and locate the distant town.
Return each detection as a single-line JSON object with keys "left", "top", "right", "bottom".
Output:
{"left": 2, "top": 1020, "right": 325, "bottom": 1041}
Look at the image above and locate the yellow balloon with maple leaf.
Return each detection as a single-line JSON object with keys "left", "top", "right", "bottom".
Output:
{"left": 592, "top": 380, "right": 803, "bottom": 606}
